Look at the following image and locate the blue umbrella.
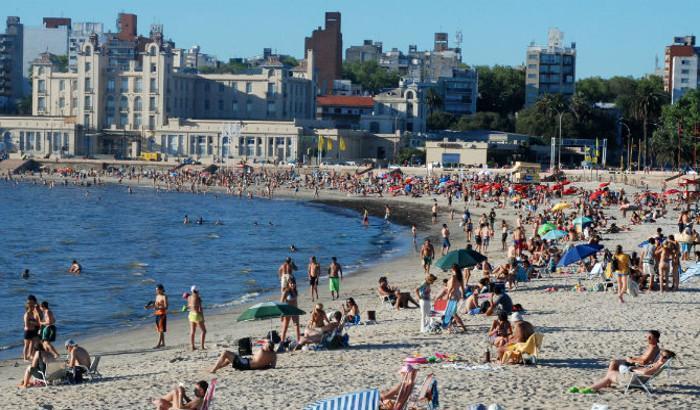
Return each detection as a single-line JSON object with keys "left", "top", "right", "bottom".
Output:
{"left": 557, "top": 243, "right": 604, "bottom": 267}
{"left": 573, "top": 216, "right": 593, "bottom": 226}
{"left": 638, "top": 238, "right": 664, "bottom": 248}
{"left": 542, "top": 229, "right": 567, "bottom": 241}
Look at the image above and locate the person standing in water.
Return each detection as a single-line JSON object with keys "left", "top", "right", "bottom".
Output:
{"left": 431, "top": 201, "right": 439, "bottom": 224}
{"left": 411, "top": 225, "right": 417, "bottom": 243}
{"left": 328, "top": 257, "right": 343, "bottom": 300}
{"left": 145, "top": 284, "right": 168, "bottom": 349}
{"left": 362, "top": 208, "right": 369, "bottom": 226}
{"left": 441, "top": 224, "right": 451, "bottom": 256}
{"left": 384, "top": 204, "right": 391, "bottom": 222}
{"left": 183, "top": 215, "right": 190, "bottom": 224}
{"left": 420, "top": 239, "right": 435, "bottom": 274}
{"left": 307, "top": 256, "right": 321, "bottom": 302}
{"left": 187, "top": 286, "right": 207, "bottom": 350}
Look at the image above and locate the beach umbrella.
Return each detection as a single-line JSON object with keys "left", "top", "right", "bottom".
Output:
{"left": 599, "top": 182, "right": 610, "bottom": 188}
{"left": 557, "top": 243, "right": 604, "bottom": 267}
{"left": 537, "top": 223, "right": 557, "bottom": 236}
{"left": 303, "top": 388, "right": 380, "bottom": 410}
{"left": 237, "top": 302, "right": 306, "bottom": 322}
{"left": 573, "top": 216, "right": 593, "bottom": 226}
{"left": 542, "top": 229, "right": 567, "bottom": 241}
{"left": 435, "top": 248, "right": 487, "bottom": 270}
{"left": 560, "top": 180, "right": 571, "bottom": 185}
{"left": 551, "top": 202, "right": 571, "bottom": 212}
{"left": 562, "top": 187, "right": 577, "bottom": 195}
{"left": 664, "top": 189, "right": 680, "bottom": 195}
{"left": 590, "top": 190, "right": 605, "bottom": 201}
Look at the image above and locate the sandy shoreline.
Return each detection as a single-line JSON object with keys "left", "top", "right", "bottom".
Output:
{"left": 2, "top": 175, "right": 699, "bottom": 409}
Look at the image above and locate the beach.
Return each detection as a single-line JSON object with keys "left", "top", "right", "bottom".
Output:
{"left": 2, "top": 174, "right": 699, "bottom": 409}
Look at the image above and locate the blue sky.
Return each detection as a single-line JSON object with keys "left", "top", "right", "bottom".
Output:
{"left": 4, "top": 0, "right": 699, "bottom": 78}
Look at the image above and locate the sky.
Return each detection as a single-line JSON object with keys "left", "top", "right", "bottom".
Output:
{"left": 4, "top": 0, "right": 699, "bottom": 79}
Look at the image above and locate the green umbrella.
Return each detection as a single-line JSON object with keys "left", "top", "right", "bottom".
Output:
{"left": 435, "top": 248, "right": 487, "bottom": 270}
{"left": 237, "top": 302, "right": 306, "bottom": 322}
{"left": 537, "top": 223, "right": 557, "bottom": 236}
{"left": 573, "top": 216, "right": 593, "bottom": 225}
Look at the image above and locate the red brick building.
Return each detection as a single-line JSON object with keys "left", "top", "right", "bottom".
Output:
{"left": 316, "top": 95, "right": 374, "bottom": 128}
{"left": 304, "top": 12, "right": 342, "bottom": 95}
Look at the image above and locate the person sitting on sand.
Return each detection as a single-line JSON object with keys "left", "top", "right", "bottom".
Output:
{"left": 17, "top": 345, "right": 55, "bottom": 388}
{"left": 209, "top": 340, "right": 277, "bottom": 373}
{"left": 304, "top": 303, "right": 330, "bottom": 336}
{"left": 68, "top": 260, "right": 81, "bottom": 274}
{"left": 586, "top": 350, "right": 675, "bottom": 393}
{"left": 297, "top": 311, "right": 343, "bottom": 349}
{"left": 154, "top": 380, "right": 208, "bottom": 410}
{"left": 497, "top": 312, "right": 535, "bottom": 361}
{"left": 488, "top": 311, "right": 512, "bottom": 348}
{"left": 65, "top": 339, "right": 91, "bottom": 383}
{"left": 377, "top": 277, "right": 420, "bottom": 310}
{"left": 342, "top": 297, "right": 361, "bottom": 324}
{"left": 485, "top": 286, "right": 513, "bottom": 316}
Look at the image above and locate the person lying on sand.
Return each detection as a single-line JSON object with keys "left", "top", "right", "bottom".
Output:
{"left": 209, "top": 340, "right": 276, "bottom": 373}
{"left": 585, "top": 350, "right": 675, "bottom": 393}
{"left": 377, "top": 277, "right": 420, "bottom": 310}
{"left": 154, "top": 380, "right": 208, "bottom": 410}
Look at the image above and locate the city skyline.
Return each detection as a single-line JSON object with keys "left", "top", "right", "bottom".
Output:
{"left": 3, "top": 0, "right": 699, "bottom": 79}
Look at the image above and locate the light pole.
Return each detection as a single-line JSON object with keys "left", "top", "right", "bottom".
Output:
{"left": 557, "top": 111, "right": 563, "bottom": 170}
{"left": 618, "top": 120, "right": 631, "bottom": 172}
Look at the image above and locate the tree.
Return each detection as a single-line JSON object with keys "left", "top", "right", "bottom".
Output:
{"left": 425, "top": 87, "right": 443, "bottom": 114}
{"left": 631, "top": 76, "right": 668, "bottom": 169}
{"left": 426, "top": 111, "right": 456, "bottom": 131}
{"left": 455, "top": 112, "right": 513, "bottom": 131}
{"left": 396, "top": 147, "right": 425, "bottom": 165}
{"left": 475, "top": 65, "right": 525, "bottom": 115}
{"left": 651, "top": 89, "right": 700, "bottom": 169}
{"left": 342, "top": 61, "right": 400, "bottom": 94}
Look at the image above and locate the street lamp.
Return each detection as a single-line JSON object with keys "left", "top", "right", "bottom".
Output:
{"left": 618, "top": 120, "right": 632, "bottom": 172}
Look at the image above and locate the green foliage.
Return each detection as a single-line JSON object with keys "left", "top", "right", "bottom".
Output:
{"left": 427, "top": 111, "right": 456, "bottom": 131}
{"left": 651, "top": 89, "right": 700, "bottom": 167}
{"left": 54, "top": 55, "right": 68, "bottom": 72}
{"left": 454, "top": 112, "right": 514, "bottom": 132}
{"left": 279, "top": 55, "right": 299, "bottom": 67}
{"left": 396, "top": 147, "right": 425, "bottom": 165}
{"left": 425, "top": 87, "right": 443, "bottom": 113}
{"left": 200, "top": 59, "right": 252, "bottom": 74}
{"left": 475, "top": 65, "right": 525, "bottom": 115}
{"left": 342, "top": 61, "right": 400, "bottom": 94}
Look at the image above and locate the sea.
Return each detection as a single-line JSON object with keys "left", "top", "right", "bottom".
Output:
{"left": 0, "top": 180, "right": 410, "bottom": 358}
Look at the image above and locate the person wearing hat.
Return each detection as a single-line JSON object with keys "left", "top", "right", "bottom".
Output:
{"left": 380, "top": 365, "right": 417, "bottom": 404}
{"left": 145, "top": 284, "right": 169, "bottom": 349}
{"left": 65, "top": 339, "right": 91, "bottom": 384}
{"left": 187, "top": 286, "right": 207, "bottom": 351}
{"left": 416, "top": 274, "right": 437, "bottom": 333}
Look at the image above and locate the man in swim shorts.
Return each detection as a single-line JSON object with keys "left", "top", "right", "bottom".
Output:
{"left": 328, "top": 257, "right": 343, "bottom": 300}
{"left": 420, "top": 239, "right": 435, "bottom": 274}
{"left": 209, "top": 340, "right": 277, "bottom": 373}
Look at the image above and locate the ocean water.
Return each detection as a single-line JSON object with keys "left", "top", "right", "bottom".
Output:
{"left": 0, "top": 181, "right": 409, "bottom": 357}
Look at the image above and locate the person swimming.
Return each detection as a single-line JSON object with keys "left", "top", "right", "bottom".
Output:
{"left": 196, "top": 216, "right": 204, "bottom": 225}
{"left": 289, "top": 244, "right": 297, "bottom": 252}
{"left": 21, "top": 269, "right": 29, "bottom": 279}
{"left": 183, "top": 215, "right": 190, "bottom": 224}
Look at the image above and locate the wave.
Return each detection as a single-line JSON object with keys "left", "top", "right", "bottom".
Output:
{"left": 210, "top": 292, "right": 261, "bottom": 308}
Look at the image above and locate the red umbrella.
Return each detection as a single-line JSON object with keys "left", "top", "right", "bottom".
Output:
{"left": 664, "top": 189, "right": 681, "bottom": 195}
{"left": 590, "top": 190, "right": 604, "bottom": 200}
{"left": 563, "top": 187, "right": 577, "bottom": 195}
{"left": 560, "top": 180, "right": 572, "bottom": 186}
{"left": 535, "top": 185, "right": 548, "bottom": 191}
{"left": 599, "top": 182, "right": 610, "bottom": 188}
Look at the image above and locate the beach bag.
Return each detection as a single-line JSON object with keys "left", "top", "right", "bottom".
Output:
{"left": 267, "top": 330, "right": 281, "bottom": 344}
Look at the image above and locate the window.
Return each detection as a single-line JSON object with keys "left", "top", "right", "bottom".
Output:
{"left": 134, "top": 113, "right": 142, "bottom": 128}
{"left": 149, "top": 96, "right": 157, "bottom": 111}
{"left": 71, "top": 80, "right": 77, "bottom": 91}
{"left": 150, "top": 78, "right": 157, "bottom": 92}
{"left": 218, "top": 83, "right": 224, "bottom": 93}
{"left": 120, "top": 95, "right": 128, "bottom": 110}
{"left": 267, "top": 100, "right": 276, "bottom": 115}
{"left": 106, "top": 95, "right": 115, "bottom": 112}
{"left": 84, "top": 77, "right": 92, "bottom": 91}
{"left": 527, "top": 73, "right": 537, "bottom": 78}
{"left": 149, "top": 115, "right": 155, "bottom": 129}
{"left": 246, "top": 82, "right": 253, "bottom": 93}
{"left": 150, "top": 63, "right": 157, "bottom": 73}
{"left": 38, "top": 80, "right": 46, "bottom": 92}
{"left": 232, "top": 101, "right": 238, "bottom": 112}
{"left": 681, "top": 78, "right": 689, "bottom": 84}
{"left": 85, "top": 62, "right": 91, "bottom": 72}
{"left": 134, "top": 96, "right": 142, "bottom": 110}
{"left": 528, "top": 53, "right": 538, "bottom": 60}
{"left": 72, "top": 97, "right": 77, "bottom": 108}
{"left": 38, "top": 97, "right": 46, "bottom": 111}
{"left": 267, "top": 83, "right": 276, "bottom": 95}
{"left": 135, "top": 78, "right": 143, "bottom": 92}
{"left": 59, "top": 97, "right": 65, "bottom": 108}
{"left": 59, "top": 80, "right": 65, "bottom": 91}
{"left": 120, "top": 78, "right": 128, "bottom": 92}
{"left": 231, "top": 81, "right": 237, "bottom": 90}
{"left": 681, "top": 69, "right": 690, "bottom": 75}
{"left": 84, "top": 96, "right": 92, "bottom": 109}
{"left": 204, "top": 100, "right": 210, "bottom": 110}
{"left": 119, "top": 112, "right": 127, "bottom": 128}
{"left": 107, "top": 78, "right": 115, "bottom": 92}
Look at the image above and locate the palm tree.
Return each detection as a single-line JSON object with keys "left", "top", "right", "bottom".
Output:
{"left": 632, "top": 77, "right": 667, "bottom": 169}
{"left": 425, "top": 88, "right": 443, "bottom": 115}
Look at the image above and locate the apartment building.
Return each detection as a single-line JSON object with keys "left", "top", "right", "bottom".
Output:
{"left": 0, "top": 17, "right": 23, "bottom": 110}
{"left": 525, "top": 28, "right": 576, "bottom": 107}
{"left": 664, "top": 36, "right": 700, "bottom": 104}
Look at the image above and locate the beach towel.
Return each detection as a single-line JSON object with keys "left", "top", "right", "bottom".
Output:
{"left": 443, "top": 299, "right": 458, "bottom": 327}
{"left": 680, "top": 263, "right": 700, "bottom": 283}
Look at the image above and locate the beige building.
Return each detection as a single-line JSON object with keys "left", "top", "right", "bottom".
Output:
{"left": 426, "top": 139, "right": 488, "bottom": 167}
{"left": 425, "top": 130, "right": 532, "bottom": 167}
{"left": 359, "top": 81, "right": 428, "bottom": 134}
{"left": 0, "top": 115, "right": 85, "bottom": 158}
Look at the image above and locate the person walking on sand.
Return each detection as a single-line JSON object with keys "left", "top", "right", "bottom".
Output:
{"left": 38, "top": 302, "right": 59, "bottom": 358}
{"left": 187, "top": 286, "right": 207, "bottom": 350}
{"left": 613, "top": 245, "right": 631, "bottom": 303}
{"left": 420, "top": 239, "right": 435, "bottom": 274}
{"left": 441, "top": 224, "right": 451, "bottom": 255}
{"left": 307, "top": 256, "right": 320, "bottom": 302}
{"left": 23, "top": 296, "right": 40, "bottom": 361}
{"left": 280, "top": 278, "right": 301, "bottom": 342}
{"left": 431, "top": 201, "right": 438, "bottom": 224}
{"left": 145, "top": 284, "right": 168, "bottom": 349}
{"left": 328, "top": 257, "right": 343, "bottom": 300}
{"left": 278, "top": 257, "right": 294, "bottom": 292}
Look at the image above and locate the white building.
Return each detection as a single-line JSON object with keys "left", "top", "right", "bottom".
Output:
{"left": 664, "top": 36, "right": 700, "bottom": 104}
{"left": 525, "top": 28, "right": 576, "bottom": 107}
{"left": 360, "top": 81, "right": 428, "bottom": 134}
{"left": 22, "top": 24, "right": 69, "bottom": 94}
{"left": 68, "top": 22, "right": 104, "bottom": 71}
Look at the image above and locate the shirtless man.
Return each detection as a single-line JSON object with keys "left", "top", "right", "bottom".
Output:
{"left": 441, "top": 224, "right": 451, "bottom": 255}
{"left": 420, "top": 239, "right": 435, "bottom": 274}
{"left": 610, "top": 330, "right": 661, "bottom": 371}
{"left": 145, "top": 284, "right": 169, "bottom": 349}
{"left": 655, "top": 242, "right": 672, "bottom": 292}
{"left": 328, "top": 257, "right": 343, "bottom": 300}
{"left": 68, "top": 260, "right": 81, "bottom": 274}
{"left": 209, "top": 340, "right": 277, "bottom": 373}
{"left": 431, "top": 201, "right": 438, "bottom": 224}
{"left": 38, "top": 302, "right": 59, "bottom": 358}
{"left": 65, "top": 339, "right": 91, "bottom": 383}
{"left": 307, "top": 256, "right": 320, "bottom": 302}
{"left": 154, "top": 380, "right": 208, "bottom": 410}
{"left": 187, "top": 286, "right": 206, "bottom": 350}
{"left": 278, "top": 257, "right": 294, "bottom": 292}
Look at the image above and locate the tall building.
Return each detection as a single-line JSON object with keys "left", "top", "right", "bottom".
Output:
{"left": 304, "top": 12, "right": 342, "bottom": 95}
{"left": 378, "top": 33, "right": 462, "bottom": 83}
{"left": 69, "top": 22, "right": 105, "bottom": 71}
{"left": 437, "top": 68, "right": 478, "bottom": 117}
{"left": 664, "top": 36, "right": 700, "bottom": 104}
{"left": 22, "top": 18, "right": 70, "bottom": 94}
{"left": 525, "top": 28, "right": 576, "bottom": 107}
{"left": 345, "top": 40, "right": 382, "bottom": 63}
{"left": 0, "top": 16, "right": 24, "bottom": 110}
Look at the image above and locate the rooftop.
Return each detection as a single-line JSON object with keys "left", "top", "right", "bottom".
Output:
{"left": 316, "top": 95, "right": 374, "bottom": 108}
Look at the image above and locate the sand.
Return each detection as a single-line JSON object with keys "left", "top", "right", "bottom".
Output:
{"left": 1, "top": 172, "right": 699, "bottom": 409}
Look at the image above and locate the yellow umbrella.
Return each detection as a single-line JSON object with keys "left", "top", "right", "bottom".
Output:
{"left": 551, "top": 202, "right": 571, "bottom": 212}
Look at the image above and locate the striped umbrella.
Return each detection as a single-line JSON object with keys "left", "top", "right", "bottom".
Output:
{"left": 304, "top": 389, "right": 380, "bottom": 410}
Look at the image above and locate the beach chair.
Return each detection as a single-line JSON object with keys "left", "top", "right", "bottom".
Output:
{"left": 388, "top": 367, "right": 418, "bottom": 410}
{"left": 624, "top": 359, "right": 672, "bottom": 397}
{"left": 408, "top": 373, "right": 439, "bottom": 410}
{"left": 379, "top": 294, "right": 394, "bottom": 310}
{"left": 76, "top": 355, "right": 103, "bottom": 382}
{"left": 200, "top": 378, "right": 217, "bottom": 410}
{"left": 501, "top": 333, "right": 544, "bottom": 365}
{"left": 303, "top": 388, "right": 380, "bottom": 410}
{"left": 35, "top": 360, "right": 68, "bottom": 387}
{"left": 586, "top": 262, "right": 604, "bottom": 280}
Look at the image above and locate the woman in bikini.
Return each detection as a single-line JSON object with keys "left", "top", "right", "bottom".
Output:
{"left": 280, "top": 278, "right": 301, "bottom": 342}
{"left": 23, "top": 300, "right": 40, "bottom": 361}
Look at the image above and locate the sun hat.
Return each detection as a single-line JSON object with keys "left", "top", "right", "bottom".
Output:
{"left": 190, "top": 285, "right": 198, "bottom": 293}
{"left": 510, "top": 312, "right": 524, "bottom": 322}
{"left": 65, "top": 339, "right": 77, "bottom": 348}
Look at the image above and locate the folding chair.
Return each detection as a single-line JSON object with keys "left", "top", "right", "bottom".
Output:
{"left": 501, "top": 333, "right": 544, "bottom": 364}
{"left": 76, "top": 355, "right": 103, "bottom": 382}
{"left": 408, "top": 373, "right": 439, "bottom": 410}
{"left": 624, "top": 359, "right": 673, "bottom": 397}
{"left": 201, "top": 378, "right": 217, "bottom": 410}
